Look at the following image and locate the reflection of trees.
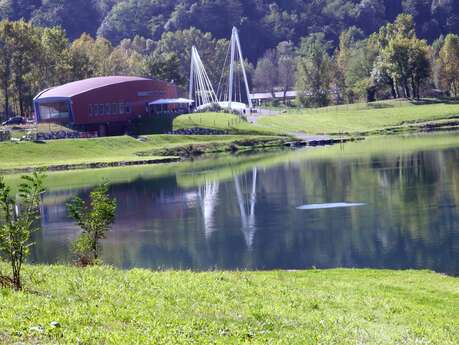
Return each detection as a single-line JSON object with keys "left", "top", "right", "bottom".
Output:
{"left": 263, "top": 149, "right": 459, "bottom": 274}
{"left": 31, "top": 144, "right": 459, "bottom": 274}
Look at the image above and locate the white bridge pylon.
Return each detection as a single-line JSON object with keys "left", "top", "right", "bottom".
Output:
{"left": 189, "top": 27, "right": 252, "bottom": 112}
{"left": 189, "top": 46, "right": 218, "bottom": 108}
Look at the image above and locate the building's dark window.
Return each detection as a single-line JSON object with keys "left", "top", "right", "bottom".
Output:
{"left": 111, "top": 103, "right": 118, "bottom": 115}
{"left": 98, "top": 104, "right": 104, "bottom": 115}
{"left": 104, "top": 104, "right": 110, "bottom": 115}
{"left": 127, "top": 103, "right": 132, "bottom": 113}
{"left": 39, "top": 101, "right": 70, "bottom": 121}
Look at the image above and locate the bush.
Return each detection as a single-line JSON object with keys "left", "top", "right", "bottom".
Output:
{"left": 67, "top": 184, "right": 116, "bottom": 266}
{"left": 0, "top": 172, "right": 46, "bottom": 290}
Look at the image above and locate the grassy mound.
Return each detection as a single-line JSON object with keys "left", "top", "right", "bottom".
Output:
{"left": 0, "top": 134, "right": 280, "bottom": 171}
{"left": 0, "top": 266, "right": 457, "bottom": 344}
{"left": 174, "top": 100, "right": 459, "bottom": 135}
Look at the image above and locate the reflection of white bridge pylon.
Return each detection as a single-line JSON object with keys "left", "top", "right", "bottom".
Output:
{"left": 189, "top": 27, "right": 252, "bottom": 112}
{"left": 234, "top": 168, "right": 258, "bottom": 249}
{"left": 198, "top": 180, "right": 220, "bottom": 239}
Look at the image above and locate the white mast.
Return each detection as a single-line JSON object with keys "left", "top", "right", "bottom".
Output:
{"left": 189, "top": 46, "right": 217, "bottom": 108}
{"left": 228, "top": 29, "right": 236, "bottom": 109}
{"left": 228, "top": 27, "right": 252, "bottom": 110}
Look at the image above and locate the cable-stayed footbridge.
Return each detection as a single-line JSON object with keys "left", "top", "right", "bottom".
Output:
{"left": 189, "top": 27, "right": 252, "bottom": 113}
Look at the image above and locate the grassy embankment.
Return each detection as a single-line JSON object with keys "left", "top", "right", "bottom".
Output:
{"left": 0, "top": 134, "right": 284, "bottom": 172}
{"left": 1, "top": 99, "right": 459, "bottom": 172}
{"left": 0, "top": 265, "right": 458, "bottom": 344}
{"left": 175, "top": 99, "right": 459, "bottom": 135}
{"left": 4, "top": 132, "right": 459, "bottom": 193}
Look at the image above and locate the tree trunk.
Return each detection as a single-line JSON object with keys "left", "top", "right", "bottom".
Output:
{"left": 367, "top": 87, "right": 376, "bottom": 102}
{"left": 403, "top": 80, "right": 411, "bottom": 98}
{"left": 389, "top": 78, "right": 397, "bottom": 99}
{"left": 18, "top": 87, "right": 24, "bottom": 117}
{"left": 3, "top": 78, "right": 9, "bottom": 117}
{"left": 394, "top": 81, "right": 400, "bottom": 99}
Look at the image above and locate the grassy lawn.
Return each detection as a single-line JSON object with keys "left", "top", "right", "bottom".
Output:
{"left": 0, "top": 134, "right": 280, "bottom": 171}
{"left": 174, "top": 100, "right": 459, "bottom": 135}
{"left": 1, "top": 99, "right": 459, "bottom": 171}
{"left": 0, "top": 266, "right": 457, "bottom": 344}
{"left": 258, "top": 100, "right": 459, "bottom": 134}
{"left": 2, "top": 132, "right": 459, "bottom": 192}
{"left": 173, "top": 112, "right": 278, "bottom": 135}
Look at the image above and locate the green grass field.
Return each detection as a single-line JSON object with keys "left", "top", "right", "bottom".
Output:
{"left": 0, "top": 265, "right": 457, "bottom": 344}
{"left": 174, "top": 100, "right": 459, "bottom": 135}
{"left": 0, "top": 131, "right": 457, "bottom": 195}
{"left": 0, "top": 134, "right": 281, "bottom": 171}
{"left": 1, "top": 99, "right": 459, "bottom": 172}
{"left": 173, "top": 112, "right": 277, "bottom": 135}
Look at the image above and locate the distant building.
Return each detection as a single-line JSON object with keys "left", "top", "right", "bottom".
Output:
{"left": 34, "top": 76, "right": 192, "bottom": 136}
{"left": 250, "top": 91, "right": 297, "bottom": 105}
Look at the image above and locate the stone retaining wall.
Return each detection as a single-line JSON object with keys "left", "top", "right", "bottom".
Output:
{"left": 168, "top": 127, "right": 227, "bottom": 135}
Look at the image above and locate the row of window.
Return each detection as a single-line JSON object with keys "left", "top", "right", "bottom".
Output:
{"left": 89, "top": 102, "right": 132, "bottom": 116}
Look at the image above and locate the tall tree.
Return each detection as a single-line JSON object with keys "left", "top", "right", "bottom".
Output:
{"left": 296, "top": 33, "right": 333, "bottom": 107}
{"left": 439, "top": 34, "right": 459, "bottom": 96}
{"left": 146, "top": 52, "right": 184, "bottom": 86}
{"left": 8, "top": 20, "right": 40, "bottom": 116}
{"left": 253, "top": 49, "right": 278, "bottom": 96}
{"left": 374, "top": 14, "right": 430, "bottom": 99}
{"left": 276, "top": 41, "right": 296, "bottom": 102}
{"left": 0, "top": 20, "right": 13, "bottom": 117}
{"left": 39, "top": 26, "right": 72, "bottom": 88}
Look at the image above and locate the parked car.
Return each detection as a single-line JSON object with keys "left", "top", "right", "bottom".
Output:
{"left": 1, "top": 116, "right": 26, "bottom": 126}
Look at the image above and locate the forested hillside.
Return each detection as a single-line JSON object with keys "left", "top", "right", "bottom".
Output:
{"left": 2, "top": 1, "right": 459, "bottom": 117}
{"left": 1, "top": 0, "right": 459, "bottom": 61}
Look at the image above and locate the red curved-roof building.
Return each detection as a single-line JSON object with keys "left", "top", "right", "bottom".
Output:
{"left": 33, "top": 76, "right": 182, "bottom": 135}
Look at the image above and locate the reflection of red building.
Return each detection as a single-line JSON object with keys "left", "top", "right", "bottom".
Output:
{"left": 33, "top": 76, "right": 179, "bottom": 135}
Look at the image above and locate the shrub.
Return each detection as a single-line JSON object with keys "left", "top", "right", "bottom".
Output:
{"left": 67, "top": 184, "right": 116, "bottom": 266}
{"left": 0, "top": 172, "right": 46, "bottom": 290}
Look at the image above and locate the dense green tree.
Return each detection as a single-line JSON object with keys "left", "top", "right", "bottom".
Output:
{"left": 7, "top": 20, "right": 41, "bottom": 115}
{"left": 373, "top": 14, "right": 430, "bottom": 99}
{"left": 277, "top": 41, "right": 296, "bottom": 102}
{"left": 0, "top": 20, "right": 13, "bottom": 116}
{"left": 69, "top": 33, "right": 96, "bottom": 80}
{"left": 296, "top": 33, "right": 333, "bottom": 107}
{"left": 2, "top": 0, "right": 459, "bottom": 65}
{"left": 439, "top": 34, "right": 459, "bottom": 96}
{"left": 97, "top": 0, "right": 173, "bottom": 43}
{"left": 39, "top": 26, "right": 73, "bottom": 88}
{"left": 31, "top": 0, "right": 100, "bottom": 39}
{"left": 253, "top": 49, "right": 278, "bottom": 96}
{"left": 335, "top": 26, "right": 369, "bottom": 102}
{"left": 145, "top": 52, "right": 184, "bottom": 86}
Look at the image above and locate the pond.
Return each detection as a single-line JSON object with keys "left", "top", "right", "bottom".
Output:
{"left": 24, "top": 133, "right": 459, "bottom": 275}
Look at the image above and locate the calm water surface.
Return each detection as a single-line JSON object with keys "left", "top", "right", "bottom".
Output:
{"left": 30, "top": 134, "right": 459, "bottom": 274}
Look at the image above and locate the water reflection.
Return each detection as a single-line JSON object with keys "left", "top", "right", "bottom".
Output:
{"left": 30, "top": 139, "right": 459, "bottom": 275}
{"left": 234, "top": 168, "right": 257, "bottom": 249}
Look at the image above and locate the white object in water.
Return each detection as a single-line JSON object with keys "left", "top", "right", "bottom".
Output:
{"left": 297, "top": 202, "right": 366, "bottom": 210}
